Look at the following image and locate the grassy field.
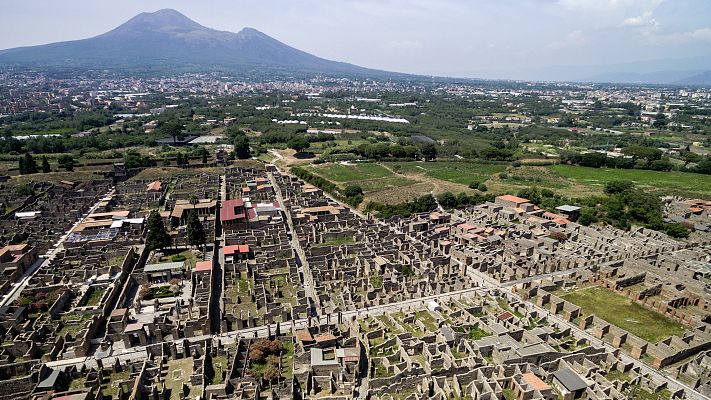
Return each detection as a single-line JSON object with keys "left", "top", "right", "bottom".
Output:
{"left": 386, "top": 161, "right": 507, "bottom": 185}
{"left": 561, "top": 286, "right": 686, "bottom": 343}
{"left": 551, "top": 165, "right": 711, "bottom": 197}
{"left": 307, "top": 162, "right": 392, "bottom": 182}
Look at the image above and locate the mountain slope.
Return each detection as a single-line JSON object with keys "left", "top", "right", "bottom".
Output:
{"left": 674, "top": 70, "right": 711, "bottom": 86}
{"left": 0, "top": 9, "right": 380, "bottom": 75}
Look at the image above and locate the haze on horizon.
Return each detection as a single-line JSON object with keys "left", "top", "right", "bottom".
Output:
{"left": 2, "top": 0, "right": 711, "bottom": 81}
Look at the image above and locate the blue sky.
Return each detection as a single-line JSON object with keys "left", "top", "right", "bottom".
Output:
{"left": 2, "top": 0, "right": 710, "bottom": 79}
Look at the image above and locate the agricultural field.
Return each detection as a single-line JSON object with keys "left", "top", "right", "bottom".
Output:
{"left": 550, "top": 165, "right": 711, "bottom": 198}
{"left": 561, "top": 286, "right": 686, "bottom": 343}
{"left": 306, "top": 162, "right": 392, "bottom": 182}
{"left": 385, "top": 161, "right": 507, "bottom": 185}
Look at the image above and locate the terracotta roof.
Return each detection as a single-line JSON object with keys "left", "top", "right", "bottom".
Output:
{"left": 497, "top": 194, "right": 530, "bottom": 205}
{"left": 314, "top": 333, "right": 337, "bottom": 342}
{"left": 195, "top": 261, "right": 212, "bottom": 272}
{"left": 458, "top": 223, "right": 476, "bottom": 231}
{"left": 497, "top": 311, "right": 514, "bottom": 321}
{"left": 220, "top": 199, "right": 245, "bottom": 222}
{"left": 295, "top": 329, "right": 314, "bottom": 342}
{"left": 124, "top": 322, "right": 144, "bottom": 332}
{"left": 522, "top": 372, "right": 551, "bottom": 391}
{"left": 224, "top": 244, "right": 249, "bottom": 255}
{"left": 146, "top": 181, "right": 162, "bottom": 192}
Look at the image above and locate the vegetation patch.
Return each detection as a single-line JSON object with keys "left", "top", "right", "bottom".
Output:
{"left": 561, "top": 286, "right": 686, "bottom": 343}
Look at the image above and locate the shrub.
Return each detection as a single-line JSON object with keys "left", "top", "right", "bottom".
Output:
{"left": 171, "top": 254, "right": 187, "bottom": 262}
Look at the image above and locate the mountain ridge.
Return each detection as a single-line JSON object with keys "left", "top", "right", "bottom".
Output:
{"left": 0, "top": 9, "right": 386, "bottom": 76}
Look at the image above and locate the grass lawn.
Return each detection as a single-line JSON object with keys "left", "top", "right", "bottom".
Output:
{"left": 551, "top": 164, "right": 711, "bottom": 197}
{"left": 386, "top": 161, "right": 507, "bottom": 185}
{"left": 308, "top": 162, "right": 392, "bottom": 182}
{"left": 562, "top": 286, "right": 686, "bottom": 343}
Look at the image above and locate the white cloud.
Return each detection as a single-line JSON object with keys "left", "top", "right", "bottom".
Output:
{"left": 559, "top": 0, "right": 647, "bottom": 11}
{"left": 547, "top": 30, "right": 588, "bottom": 49}
{"left": 622, "top": 11, "right": 657, "bottom": 27}
{"left": 643, "top": 27, "right": 711, "bottom": 44}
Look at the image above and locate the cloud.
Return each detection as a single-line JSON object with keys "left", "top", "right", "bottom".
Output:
{"left": 622, "top": 11, "right": 657, "bottom": 27}
{"left": 559, "top": 0, "right": 647, "bottom": 11}
{"left": 548, "top": 30, "right": 588, "bottom": 49}
{"left": 641, "top": 27, "right": 711, "bottom": 44}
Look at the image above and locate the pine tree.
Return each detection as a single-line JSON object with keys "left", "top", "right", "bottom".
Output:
{"left": 145, "top": 210, "right": 172, "bottom": 251}
{"left": 41, "top": 156, "right": 51, "bottom": 173}
{"left": 22, "top": 153, "right": 37, "bottom": 174}
{"left": 186, "top": 210, "right": 206, "bottom": 248}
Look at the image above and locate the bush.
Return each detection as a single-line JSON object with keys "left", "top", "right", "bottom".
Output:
{"left": 604, "top": 180, "right": 635, "bottom": 194}
{"left": 341, "top": 184, "right": 364, "bottom": 198}
{"left": 468, "top": 181, "right": 480, "bottom": 189}
{"left": 15, "top": 184, "right": 35, "bottom": 197}
{"left": 171, "top": 254, "right": 187, "bottom": 262}
{"left": 477, "top": 183, "right": 488, "bottom": 192}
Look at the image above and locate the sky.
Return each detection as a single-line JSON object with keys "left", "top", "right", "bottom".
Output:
{"left": 1, "top": 0, "right": 711, "bottom": 79}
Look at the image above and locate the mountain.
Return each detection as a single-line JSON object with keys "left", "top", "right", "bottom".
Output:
{"left": 0, "top": 9, "right": 382, "bottom": 76}
{"left": 674, "top": 70, "right": 711, "bottom": 86}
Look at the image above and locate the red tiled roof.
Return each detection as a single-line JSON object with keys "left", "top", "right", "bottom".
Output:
{"left": 314, "top": 333, "right": 337, "bottom": 342}
{"left": 497, "top": 311, "right": 514, "bottom": 321}
{"left": 195, "top": 261, "right": 212, "bottom": 272}
{"left": 224, "top": 244, "right": 250, "bottom": 255}
{"left": 497, "top": 194, "right": 530, "bottom": 205}
{"left": 296, "top": 329, "right": 314, "bottom": 342}
{"left": 458, "top": 223, "right": 476, "bottom": 231}
{"left": 523, "top": 372, "right": 551, "bottom": 391}
{"left": 220, "top": 199, "right": 246, "bottom": 222}
{"left": 146, "top": 180, "right": 162, "bottom": 192}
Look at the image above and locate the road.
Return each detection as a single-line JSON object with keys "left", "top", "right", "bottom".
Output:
{"left": 0, "top": 187, "right": 116, "bottom": 307}
{"left": 267, "top": 169, "right": 320, "bottom": 314}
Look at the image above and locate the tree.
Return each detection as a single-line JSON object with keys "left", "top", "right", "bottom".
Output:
{"left": 287, "top": 136, "right": 310, "bottom": 154}
{"left": 621, "top": 145, "right": 662, "bottom": 163}
{"left": 145, "top": 210, "right": 172, "bottom": 251}
{"left": 199, "top": 147, "right": 209, "bottom": 164}
{"left": 604, "top": 180, "right": 635, "bottom": 195}
{"left": 233, "top": 135, "right": 251, "bottom": 159}
{"left": 160, "top": 121, "right": 183, "bottom": 144}
{"left": 477, "top": 183, "right": 488, "bottom": 192}
{"left": 41, "top": 156, "right": 51, "bottom": 173}
{"left": 57, "top": 155, "right": 75, "bottom": 171}
{"left": 680, "top": 151, "right": 701, "bottom": 167}
{"left": 342, "top": 184, "right": 363, "bottom": 198}
{"left": 652, "top": 113, "right": 667, "bottom": 128}
{"left": 420, "top": 143, "right": 437, "bottom": 161}
{"left": 20, "top": 153, "right": 37, "bottom": 175}
{"left": 186, "top": 211, "right": 206, "bottom": 248}
{"left": 436, "top": 192, "right": 457, "bottom": 209}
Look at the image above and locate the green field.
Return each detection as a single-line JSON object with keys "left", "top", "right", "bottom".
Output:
{"left": 551, "top": 165, "right": 711, "bottom": 197}
{"left": 357, "top": 176, "right": 415, "bottom": 193}
{"left": 561, "top": 286, "right": 686, "bottom": 343}
{"left": 307, "top": 162, "right": 392, "bottom": 182}
{"left": 386, "top": 161, "right": 508, "bottom": 185}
